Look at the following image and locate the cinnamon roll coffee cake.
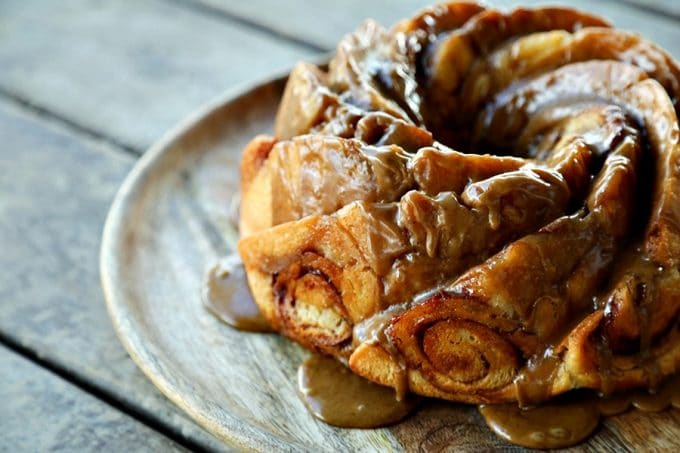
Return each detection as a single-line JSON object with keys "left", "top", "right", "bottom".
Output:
{"left": 223, "top": 1, "right": 680, "bottom": 446}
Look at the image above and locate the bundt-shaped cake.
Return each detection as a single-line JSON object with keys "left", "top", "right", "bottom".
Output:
{"left": 237, "top": 2, "right": 680, "bottom": 404}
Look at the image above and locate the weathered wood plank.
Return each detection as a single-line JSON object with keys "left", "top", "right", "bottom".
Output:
{"left": 602, "top": 407, "right": 680, "bottom": 451}
{"left": 0, "top": 99, "right": 226, "bottom": 452}
{"left": 620, "top": 0, "right": 680, "bottom": 19}
{"left": 0, "top": 1, "right": 676, "bottom": 450}
{"left": 0, "top": 0, "right": 317, "bottom": 152}
{"left": 189, "top": 0, "right": 680, "bottom": 57}
{"left": 0, "top": 345, "right": 184, "bottom": 452}
{"left": 177, "top": 0, "right": 432, "bottom": 51}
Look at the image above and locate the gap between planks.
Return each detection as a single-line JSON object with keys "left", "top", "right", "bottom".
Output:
{"left": 165, "top": 0, "right": 328, "bottom": 53}
{"left": 0, "top": 95, "right": 219, "bottom": 452}
{"left": 0, "top": 86, "right": 142, "bottom": 158}
{"left": 0, "top": 330, "right": 216, "bottom": 453}
{"left": 1, "top": 0, "right": 677, "bottom": 166}
{"left": 9, "top": 0, "right": 676, "bottom": 166}
{"left": 0, "top": 0, "right": 326, "bottom": 163}
{"left": 0, "top": 2, "right": 319, "bottom": 447}
{"left": 611, "top": 0, "right": 680, "bottom": 22}
{"left": 1, "top": 1, "right": 676, "bottom": 450}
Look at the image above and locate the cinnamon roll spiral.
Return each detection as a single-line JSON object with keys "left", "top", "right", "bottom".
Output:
{"left": 237, "top": 2, "right": 680, "bottom": 404}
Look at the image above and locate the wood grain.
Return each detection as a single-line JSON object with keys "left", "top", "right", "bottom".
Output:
{"left": 620, "top": 0, "right": 680, "bottom": 19}
{"left": 1, "top": 0, "right": 677, "bottom": 449}
{"left": 0, "top": 0, "right": 318, "bottom": 151}
{"left": 0, "top": 100, "right": 225, "bottom": 452}
{"left": 0, "top": 345, "right": 184, "bottom": 452}
{"left": 191, "top": 0, "right": 680, "bottom": 56}
{"left": 101, "top": 76, "right": 680, "bottom": 452}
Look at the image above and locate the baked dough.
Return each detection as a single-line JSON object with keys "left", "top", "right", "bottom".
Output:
{"left": 238, "top": 2, "right": 680, "bottom": 404}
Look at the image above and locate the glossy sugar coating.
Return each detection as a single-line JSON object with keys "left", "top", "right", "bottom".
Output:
{"left": 237, "top": 2, "right": 680, "bottom": 404}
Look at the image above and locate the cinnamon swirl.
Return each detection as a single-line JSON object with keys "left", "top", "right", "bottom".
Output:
{"left": 237, "top": 2, "right": 680, "bottom": 405}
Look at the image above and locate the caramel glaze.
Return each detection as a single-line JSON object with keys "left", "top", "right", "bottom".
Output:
{"left": 479, "top": 393, "right": 600, "bottom": 449}
{"left": 202, "top": 254, "right": 273, "bottom": 333}
{"left": 204, "top": 253, "right": 679, "bottom": 442}
{"left": 232, "top": 2, "right": 680, "bottom": 448}
{"left": 296, "top": 350, "right": 678, "bottom": 446}
{"left": 481, "top": 374, "right": 680, "bottom": 449}
{"left": 297, "top": 355, "right": 420, "bottom": 428}
{"left": 598, "top": 373, "right": 680, "bottom": 415}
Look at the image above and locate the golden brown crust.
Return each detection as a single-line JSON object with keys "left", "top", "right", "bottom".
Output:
{"left": 237, "top": 2, "right": 680, "bottom": 404}
{"left": 239, "top": 135, "right": 277, "bottom": 237}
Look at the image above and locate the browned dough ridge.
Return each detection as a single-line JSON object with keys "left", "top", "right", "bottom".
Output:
{"left": 237, "top": 2, "right": 680, "bottom": 404}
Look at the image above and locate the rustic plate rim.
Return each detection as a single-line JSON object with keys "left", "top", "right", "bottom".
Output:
{"left": 99, "top": 71, "right": 296, "bottom": 450}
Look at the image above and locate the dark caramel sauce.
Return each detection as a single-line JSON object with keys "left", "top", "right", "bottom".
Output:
{"left": 480, "top": 394, "right": 600, "bottom": 449}
{"left": 513, "top": 346, "right": 562, "bottom": 407}
{"left": 481, "top": 374, "right": 680, "bottom": 449}
{"left": 296, "top": 352, "right": 679, "bottom": 444}
{"left": 297, "top": 355, "right": 419, "bottom": 428}
{"left": 352, "top": 302, "right": 412, "bottom": 399}
{"left": 202, "top": 255, "right": 273, "bottom": 332}
{"left": 216, "top": 238, "right": 678, "bottom": 444}
{"left": 211, "top": 264, "right": 679, "bottom": 443}
{"left": 214, "top": 265, "right": 679, "bottom": 444}
{"left": 598, "top": 374, "right": 680, "bottom": 415}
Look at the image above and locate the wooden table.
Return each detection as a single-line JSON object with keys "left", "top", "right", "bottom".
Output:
{"left": 1, "top": 1, "right": 678, "bottom": 451}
